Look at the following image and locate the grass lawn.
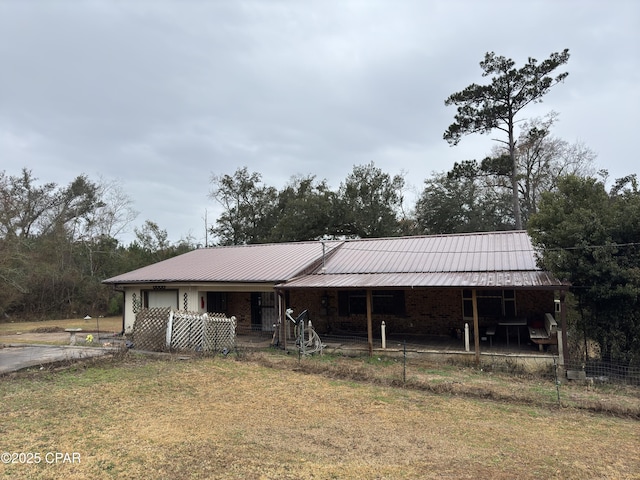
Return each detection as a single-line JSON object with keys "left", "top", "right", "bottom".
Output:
{"left": 0, "top": 317, "right": 122, "bottom": 345}
{"left": 1, "top": 352, "right": 639, "bottom": 480}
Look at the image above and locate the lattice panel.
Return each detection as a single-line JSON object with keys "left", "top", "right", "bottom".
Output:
{"left": 133, "top": 307, "right": 172, "bottom": 351}
{"left": 170, "top": 311, "right": 205, "bottom": 351}
{"left": 132, "top": 292, "right": 141, "bottom": 314}
{"left": 203, "top": 313, "right": 236, "bottom": 352}
{"left": 133, "top": 308, "right": 236, "bottom": 353}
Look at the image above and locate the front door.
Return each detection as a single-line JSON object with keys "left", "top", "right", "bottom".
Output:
{"left": 250, "top": 292, "right": 277, "bottom": 332}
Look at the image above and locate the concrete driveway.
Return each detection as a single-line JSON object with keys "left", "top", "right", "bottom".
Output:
{"left": 0, "top": 344, "right": 114, "bottom": 374}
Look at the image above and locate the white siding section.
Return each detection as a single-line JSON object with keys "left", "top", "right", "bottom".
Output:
{"left": 123, "top": 289, "right": 141, "bottom": 333}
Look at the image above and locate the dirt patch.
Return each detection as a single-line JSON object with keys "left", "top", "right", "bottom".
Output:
{"left": 0, "top": 316, "right": 122, "bottom": 336}
{"left": 30, "top": 326, "right": 66, "bottom": 333}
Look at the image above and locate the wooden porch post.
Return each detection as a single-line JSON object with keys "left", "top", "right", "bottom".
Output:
{"left": 278, "top": 291, "right": 286, "bottom": 351}
{"left": 560, "top": 289, "right": 569, "bottom": 366}
{"left": 472, "top": 289, "right": 480, "bottom": 364}
{"left": 366, "top": 289, "right": 373, "bottom": 356}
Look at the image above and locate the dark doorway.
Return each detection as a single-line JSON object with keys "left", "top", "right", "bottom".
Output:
{"left": 206, "top": 292, "right": 227, "bottom": 314}
{"left": 250, "top": 292, "right": 277, "bottom": 331}
{"left": 250, "top": 293, "right": 262, "bottom": 331}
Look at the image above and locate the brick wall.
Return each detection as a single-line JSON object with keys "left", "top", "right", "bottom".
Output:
{"left": 285, "top": 287, "right": 555, "bottom": 337}
{"left": 286, "top": 288, "right": 464, "bottom": 336}
{"left": 515, "top": 290, "right": 555, "bottom": 323}
{"left": 287, "top": 290, "right": 331, "bottom": 332}
{"left": 227, "top": 292, "right": 252, "bottom": 331}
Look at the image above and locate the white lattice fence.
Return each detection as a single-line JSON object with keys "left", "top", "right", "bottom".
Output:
{"left": 133, "top": 308, "right": 236, "bottom": 353}
{"left": 169, "top": 311, "right": 236, "bottom": 352}
{"left": 203, "top": 313, "right": 237, "bottom": 352}
{"left": 133, "top": 307, "right": 172, "bottom": 352}
{"left": 169, "top": 311, "right": 205, "bottom": 351}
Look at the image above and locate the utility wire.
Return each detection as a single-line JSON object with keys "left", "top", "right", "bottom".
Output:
{"left": 334, "top": 242, "right": 640, "bottom": 256}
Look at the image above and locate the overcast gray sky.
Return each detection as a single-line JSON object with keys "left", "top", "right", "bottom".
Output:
{"left": 1, "top": 0, "right": 638, "bottom": 245}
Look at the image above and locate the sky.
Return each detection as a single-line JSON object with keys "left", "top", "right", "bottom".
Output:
{"left": 1, "top": 0, "right": 638, "bottom": 246}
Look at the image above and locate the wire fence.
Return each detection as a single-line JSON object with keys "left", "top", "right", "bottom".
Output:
{"left": 231, "top": 331, "right": 640, "bottom": 417}
{"left": 563, "top": 360, "right": 640, "bottom": 386}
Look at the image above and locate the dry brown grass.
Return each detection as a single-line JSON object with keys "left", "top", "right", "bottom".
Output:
{"left": 0, "top": 317, "right": 122, "bottom": 345}
{"left": 1, "top": 351, "right": 639, "bottom": 480}
{"left": 253, "top": 352, "right": 640, "bottom": 419}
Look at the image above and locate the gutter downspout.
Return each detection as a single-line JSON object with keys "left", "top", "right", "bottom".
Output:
{"left": 113, "top": 285, "right": 126, "bottom": 335}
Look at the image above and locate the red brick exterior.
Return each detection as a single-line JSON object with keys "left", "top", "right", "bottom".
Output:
{"left": 284, "top": 288, "right": 555, "bottom": 337}
{"left": 515, "top": 290, "right": 555, "bottom": 324}
{"left": 217, "top": 287, "right": 554, "bottom": 337}
{"left": 226, "top": 292, "right": 253, "bottom": 331}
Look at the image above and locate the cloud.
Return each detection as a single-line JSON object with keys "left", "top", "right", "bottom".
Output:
{"left": 1, "top": 0, "right": 638, "bottom": 245}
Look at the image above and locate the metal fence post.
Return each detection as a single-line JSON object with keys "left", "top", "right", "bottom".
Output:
{"left": 403, "top": 340, "right": 407, "bottom": 384}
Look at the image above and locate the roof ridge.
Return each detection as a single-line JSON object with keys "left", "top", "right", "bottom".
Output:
{"left": 202, "top": 239, "right": 344, "bottom": 249}
{"left": 342, "top": 230, "right": 528, "bottom": 243}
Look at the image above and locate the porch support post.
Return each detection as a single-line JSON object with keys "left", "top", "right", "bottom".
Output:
{"left": 279, "top": 291, "right": 286, "bottom": 350}
{"left": 271, "top": 289, "right": 286, "bottom": 350}
{"left": 560, "top": 289, "right": 569, "bottom": 366}
{"left": 366, "top": 289, "right": 373, "bottom": 356}
{"left": 472, "top": 288, "right": 480, "bottom": 365}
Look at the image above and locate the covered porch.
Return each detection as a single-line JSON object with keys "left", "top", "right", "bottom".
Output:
{"left": 272, "top": 284, "right": 567, "bottom": 364}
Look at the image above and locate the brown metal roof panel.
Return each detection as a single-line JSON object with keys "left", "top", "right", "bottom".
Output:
{"left": 103, "top": 241, "right": 341, "bottom": 284}
{"left": 104, "top": 231, "right": 547, "bottom": 286}
{"left": 321, "top": 231, "right": 536, "bottom": 275}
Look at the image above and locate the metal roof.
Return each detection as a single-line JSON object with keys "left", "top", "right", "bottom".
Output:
{"left": 278, "top": 271, "right": 561, "bottom": 289}
{"left": 103, "top": 231, "right": 563, "bottom": 289}
{"left": 103, "top": 241, "right": 342, "bottom": 284}
{"left": 278, "top": 231, "right": 563, "bottom": 289}
{"left": 319, "top": 231, "right": 538, "bottom": 274}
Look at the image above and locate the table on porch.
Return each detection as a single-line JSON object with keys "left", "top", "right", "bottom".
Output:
{"left": 498, "top": 318, "right": 527, "bottom": 347}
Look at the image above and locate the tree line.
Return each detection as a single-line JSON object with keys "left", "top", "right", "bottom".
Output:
{"left": 209, "top": 116, "right": 596, "bottom": 245}
{"left": 0, "top": 136, "right": 593, "bottom": 321}
{"left": 0, "top": 169, "right": 193, "bottom": 319}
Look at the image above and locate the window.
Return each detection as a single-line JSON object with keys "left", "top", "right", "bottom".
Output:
{"left": 503, "top": 289, "right": 516, "bottom": 317}
{"left": 338, "top": 290, "right": 405, "bottom": 316}
{"left": 462, "top": 289, "right": 516, "bottom": 319}
{"left": 143, "top": 289, "right": 178, "bottom": 309}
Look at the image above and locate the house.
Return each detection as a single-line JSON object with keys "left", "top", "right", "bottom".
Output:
{"left": 103, "top": 230, "right": 567, "bottom": 358}
{"left": 103, "top": 241, "right": 340, "bottom": 333}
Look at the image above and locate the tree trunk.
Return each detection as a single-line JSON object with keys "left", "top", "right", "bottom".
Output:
{"left": 509, "top": 122, "right": 523, "bottom": 229}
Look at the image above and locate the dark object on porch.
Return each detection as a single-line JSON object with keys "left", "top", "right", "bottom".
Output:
{"left": 528, "top": 313, "right": 558, "bottom": 351}
{"left": 485, "top": 325, "right": 496, "bottom": 347}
